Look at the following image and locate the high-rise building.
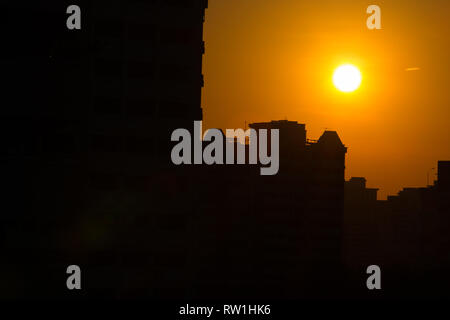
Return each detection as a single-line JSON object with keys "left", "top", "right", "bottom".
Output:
{"left": 243, "top": 121, "right": 348, "bottom": 297}
{"left": 438, "top": 161, "right": 450, "bottom": 191}
{"left": 2, "top": 1, "right": 208, "bottom": 298}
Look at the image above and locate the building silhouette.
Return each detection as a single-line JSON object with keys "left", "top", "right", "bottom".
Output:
{"left": 343, "top": 177, "right": 380, "bottom": 271}
{"left": 341, "top": 161, "right": 450, "bottom": 298}
{"left": 188, "top": 120, "right": 348, "bottom": 298}
{"left": 2, "top": 0, "right": 208, "bottom": 298}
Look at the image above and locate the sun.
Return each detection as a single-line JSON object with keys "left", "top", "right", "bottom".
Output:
{"left": 332, "top": 64, "right": 362, "bottom": 93}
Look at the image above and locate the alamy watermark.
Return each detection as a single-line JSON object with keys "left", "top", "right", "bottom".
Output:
{"left": 367, "top": 5, "right": 381, "bottom": 30}
{"left": 171, "top": 121, "right": 279, "bottom": 176}
{"left": 66, "top": 265, "right": 81, "bottom": 290}
{"left": 66, "top": 5, "right": 81, "bottom": 30}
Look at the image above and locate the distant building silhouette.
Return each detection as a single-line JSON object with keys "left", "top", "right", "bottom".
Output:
{"left": 437, "top": 161, "right": 450, "bottom": 213}
{"left": 438, "top": 161, "right": 450, "bottom": 190}
{"left": 341, "top": 161, "right": 450, "bottom": 298}
{"left": 343, "top": 177, "right": 380, "bottom": 272}
{"left": 192, "top": 120, "right": 349, "bottom": 298}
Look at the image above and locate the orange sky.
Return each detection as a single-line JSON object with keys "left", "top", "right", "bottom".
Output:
{"left": 201, "top": 0, "right": 450, "bottom": 199}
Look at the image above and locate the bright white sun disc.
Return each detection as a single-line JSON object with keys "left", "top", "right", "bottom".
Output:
{"left": 332, "top": 64, "right": 362, "bottom": 93}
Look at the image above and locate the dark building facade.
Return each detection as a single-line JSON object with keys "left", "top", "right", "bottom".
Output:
{"left": 343, "top": 178, "right": 381, "bottom": 275}
{"left": 176, "top": 120, "right": 349, "bottom": 299}
{"left": 2, "top": 1, "right": 208, "bottom": 298}
{"left": 242, "top": 121, "right": 348, "bottom": 297}
{"left": 340, "top": 161, "right": 450, "bottom": 298}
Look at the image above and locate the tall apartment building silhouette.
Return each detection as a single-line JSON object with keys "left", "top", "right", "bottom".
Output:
{"left": 438, "top": 161, "right": 450, "bottom": 191}
{"left": 2, "top": 1, "right": 208, "bottom": 298}
{"left": 248, "top": 121, "right": 347, "bottom": 296}
{"left": 188, "top": 120, "right": 348, "bottom": 298}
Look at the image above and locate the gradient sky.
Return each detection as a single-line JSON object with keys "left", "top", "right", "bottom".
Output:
{"left": 202, "top": 0, "right": 450, "bottom": 199}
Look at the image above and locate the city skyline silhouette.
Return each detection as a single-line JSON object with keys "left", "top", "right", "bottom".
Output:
{"left": 1, "top": 0, "right": 450, "bottom": 301}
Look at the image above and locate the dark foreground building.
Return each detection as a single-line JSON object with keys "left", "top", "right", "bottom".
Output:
{"left": 2, "top": 1, "right": 207, "bottom": 298}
